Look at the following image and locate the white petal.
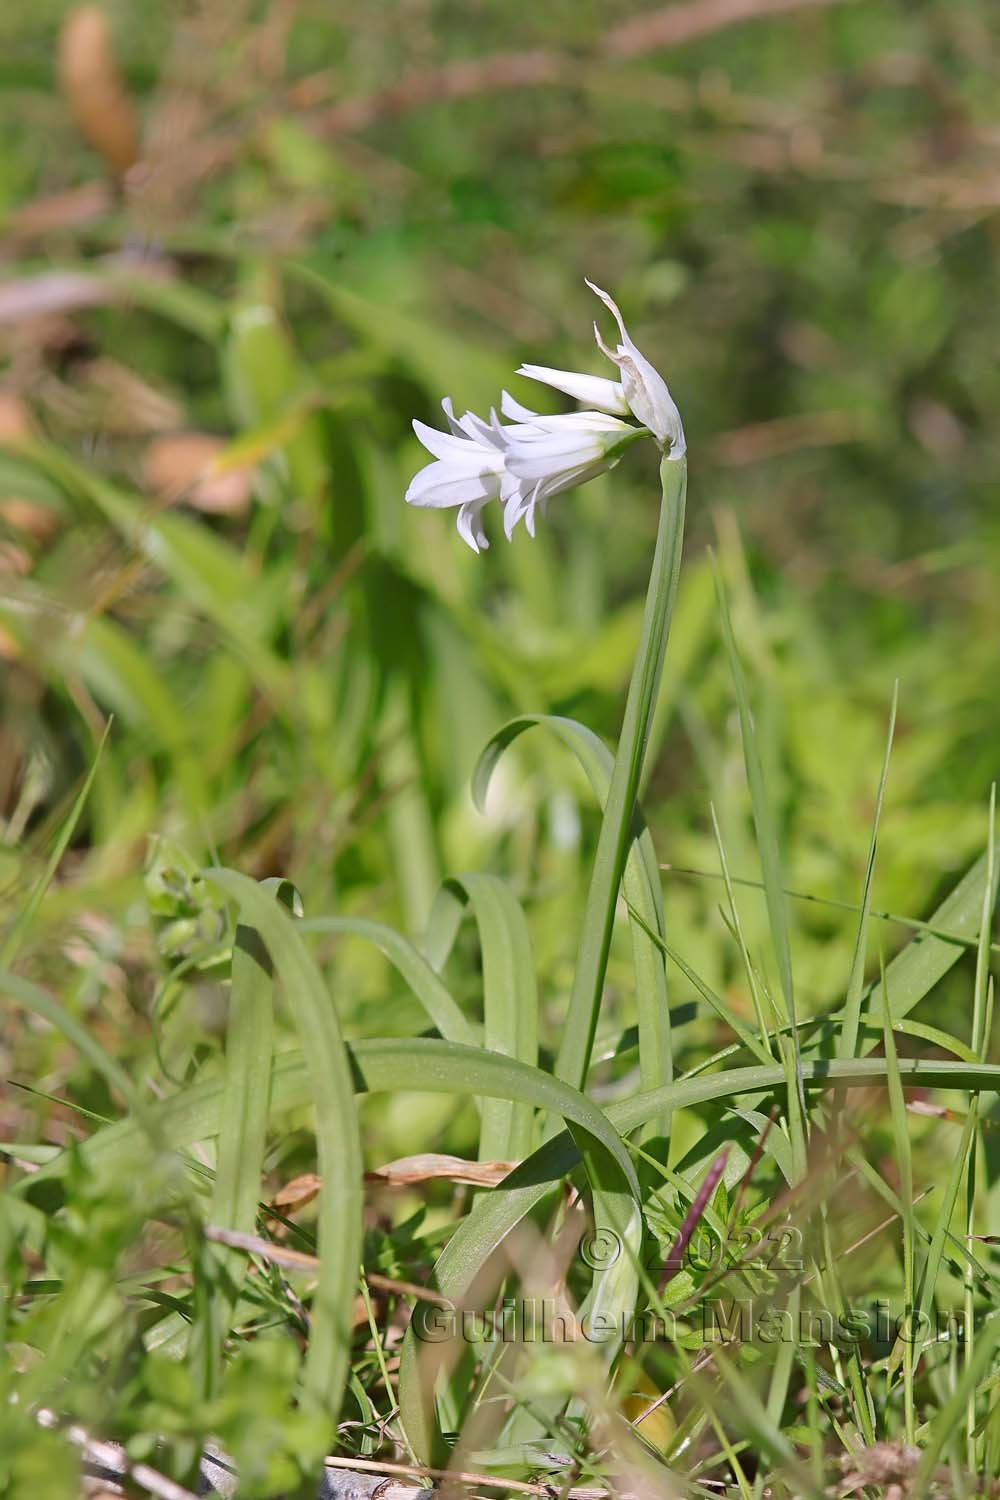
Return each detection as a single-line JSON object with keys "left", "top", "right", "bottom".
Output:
{"left": 412, "top": 418, "right": 480, "bottom": 461}
{"left": 585, "top": 280, "right": 630, "bottom": 349}
{"left": 405, "top": 459, "right": 500, "bottom": 509}
{"left": 503, "top": 487, "right": 527, "bottom": 540}
{"left": 503, "top": 416, "right": 634, "bottom": 482}
{"left": 500, "top": 390, "right": 539, "bottom": 423}
{"left": 440, "top": 397, "right": 465, "bottom": 437}
{"left": 503, "top": 480, "right": 540, "bottom": 540}
{"left": 460, "top": 407, "right": 505, "bottom": 448}
{"left": 522, "top": 410, "right": 632, "bottom": 434}
{"left": 516, "top": 363, "right": 629, "bottom": 416}
{"left": 586, "top": 280, "right": 686, "bottom": 457}
{"left": 456, "top": 500, "right": 490, "bottom": 551}
{"left": 505, "top": 439, "right": 600, "bottom": 482}
{"left": 525, "top": 489, "right": 549, "bottom": 538}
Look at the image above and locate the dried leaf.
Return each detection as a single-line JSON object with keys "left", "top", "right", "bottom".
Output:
{"left": 0, "top": 393, "right": 34, "bottom": 446}
{"left": 58, "top": 7, "right": 140, "bottom": 177}
{"left": 267, "top": 1171, "right": 322, "bottom": 1217}
{"left": 143, "top": 433, "right": 253, "bottom": 515}
{"left": 366, "top": 1153, "right": 519, "bottom": 1188}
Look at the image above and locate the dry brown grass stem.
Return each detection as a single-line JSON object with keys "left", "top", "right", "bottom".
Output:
{"left": 309, "top": 0, "right": 851, "bottom": 137}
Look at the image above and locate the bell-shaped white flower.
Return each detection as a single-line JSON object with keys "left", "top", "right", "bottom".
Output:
{"left": 586, "top": 279, "right": 686, "bottom": 459}
{"left": 405, "top": 398, "right": 507, "bottom": 552}
{"left": 403, "top": 279, "right": 685, "bottom": 551}
{"left": 498, "top": 393, "right": 644, "bottom": 540}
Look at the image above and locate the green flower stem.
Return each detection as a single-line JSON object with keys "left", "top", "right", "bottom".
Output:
{"left": 554, "top": 454, "right": 687, "bottom": 1094}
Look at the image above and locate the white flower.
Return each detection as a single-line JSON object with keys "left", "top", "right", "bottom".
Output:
{"left": 585, "top": 280, "right": 686, "bottom": 459}
{"left": 403, "top": 279, "right": 684, "bottom": 551}
{"left": 498, "top": 393, "right": 642, "bottom": 539}
{"left": 405, "top": 398, "right": 510, "bottom": 552}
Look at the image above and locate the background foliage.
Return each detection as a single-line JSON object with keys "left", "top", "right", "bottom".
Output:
{"left": 2, "top": 1, "right": 999, "bottom": 1495}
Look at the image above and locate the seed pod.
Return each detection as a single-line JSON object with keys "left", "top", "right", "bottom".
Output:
{"left": 58, "top": 6, "right": 140, "bottom": 177}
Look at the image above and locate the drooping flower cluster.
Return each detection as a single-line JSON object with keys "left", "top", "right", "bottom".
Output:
{"left": 404, "top": 282, "right": 685, "bottom": 552}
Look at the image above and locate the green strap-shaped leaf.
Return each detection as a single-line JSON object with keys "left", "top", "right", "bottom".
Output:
{"left": 202, "top": 869, "right": 363, "bottom": 1425}
{"left": 429, "top": 875, "right": 539, "bottom": 1162}
{"left": 299, "top": 915, "right": 476, "bottom": 1046}
{"left": 855, "top": 849, "right": 996, "bottom": 1038}
{"left": 199, "top": 879, "right": 299, "bottom": 1391}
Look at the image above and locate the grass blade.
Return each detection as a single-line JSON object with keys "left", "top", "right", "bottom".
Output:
{"left": 300, "top": 915, "right": 476, "bottom": 1046}
{"left": 860, "top": 850, "right": 997, "bottom": 1038}
{"left": 839, "top": 682, "right": 898, "bottom": 1060}
{"left": 909, "top": 1313, "right": 1000, "bottom": 1499}
{"left": 714, "top": 562, "right": 805, "bottom": 1178}
{"left": 881, "top": 973, "right": 916, "bottom": 1443}
{"left": 0, "top": 720, "right": 111, "bottom": 970}
{"left": 1, "top": 968, "right": 146, "bottom": 1124}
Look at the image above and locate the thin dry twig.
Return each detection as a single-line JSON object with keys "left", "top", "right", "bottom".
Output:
{"left": 35, "top": 1408, "right": 199, "bottom": 1500}
{"left": 203, "top": 1224, "right": 453, "bottom": 1306}
{"left": 323, "top": 1454, "right": 611, "bottom": 1498}
{"left": 800, "top": 1187, "right": 933, "bottom": 1288}
{"left": 607, "top": 0, "right": 849, "bottom": 55}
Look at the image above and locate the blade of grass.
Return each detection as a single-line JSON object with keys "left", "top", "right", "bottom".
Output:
{"left": 714, "top": 562, "right": 805, "bottom": 1173}
{"left": 881, "top": 962, "right": 916, "bottom": 1444}
{"left": 299, "top": 915, "right": 476, "bottom": 1046}
{"left": 624, "top": 902, "right": 773, "bottom": 1067}
{"left": 909, "top": 1313, "right": 1000, "bottom": 1500}
{"left": 714, "top": 557, "right": 808, "bottom": 1462}
{"left": 913, "top": 804, "right": 996, "bottom": 1394}
{"left": 659, "top": 863, "right": 1000, "bottom": 957}
{"left": 710, "top": 802, "right": 774, "bottom": 1058}
{"left": 705, "top": 1349, "right": 824, "bottom": 1500}
{"left": 860, "top": 850, "right": 997, "bottom": 1037}
{"left": 0, "top": 968, "right": 148, "bottom": 1126}
{"left": 0, "top": 720, "right": 111, "bottom": 969}
{"left": 30, "top": 1047, "right": 1000, "bottom": 1203}
{"left": 840, "top": 682, "right": 898, "bottom": 1060}
{"left": 964, "top": 786, "right": 995, "bottom": 1471}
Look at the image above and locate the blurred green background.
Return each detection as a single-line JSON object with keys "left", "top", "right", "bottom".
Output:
{"left": 2, "top": 0, "right": 998, "bottom": 1141}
